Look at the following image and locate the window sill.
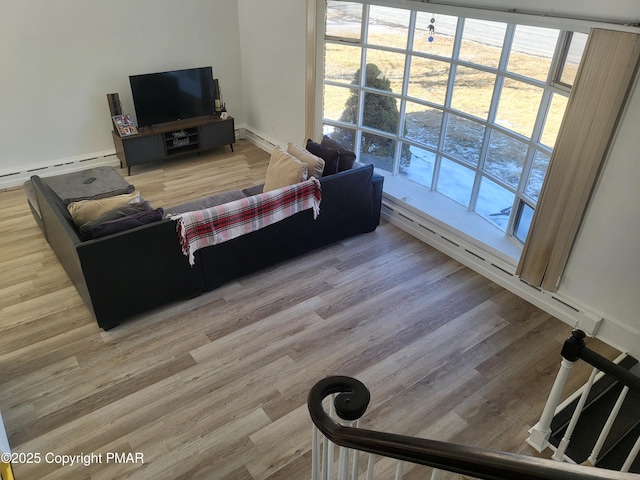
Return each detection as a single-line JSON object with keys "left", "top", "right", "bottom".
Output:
{"left": 380, "top": 173, "right": 523, "bottom": 268}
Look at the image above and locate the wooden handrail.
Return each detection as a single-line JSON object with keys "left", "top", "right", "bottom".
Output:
{"left": 308, "top": 376, "right": 640, "bottom": 480}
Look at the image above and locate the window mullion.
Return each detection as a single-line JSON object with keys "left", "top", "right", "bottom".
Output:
{"left": 550, "top": 31, "right": 571, "bottom": 88}
{"left": 470, "top": 24, "right": 515, "bottom": 213}
{"left": 487, "top": 23, "right": 515, "bottom": 125}
{"left": 434, "top": 16, "right": 464, "bottom": 192}
{"left": 445, "top": 16, "right": 464, "bottom": 110}
{"left": 354, "top": 4, "right": 370, "bottom": 158}
{"left": 360, "top": 2, "right": 367, "bottom": 45}
{"left": 404, "top": 11, "right": 417, "bottom": 98}
{"left": 393, "top": 11, "right": 417, "bottom": 176}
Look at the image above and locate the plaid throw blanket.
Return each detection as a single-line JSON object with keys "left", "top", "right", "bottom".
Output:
{"left": 173, "top": 178, "right": 321, "bottom": 265}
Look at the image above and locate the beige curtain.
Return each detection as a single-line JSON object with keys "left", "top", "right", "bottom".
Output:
{"left": 517, "top": 28, "right": 640, "bottom": 291}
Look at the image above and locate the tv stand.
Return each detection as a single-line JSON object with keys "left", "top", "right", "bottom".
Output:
{"left": 112, "top": 115, "right": 235, "bottom": 175}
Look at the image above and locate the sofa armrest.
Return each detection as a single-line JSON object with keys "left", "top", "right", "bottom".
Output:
{"left": 32, "top": 175, "right": 204, "bottom": 330}
{"left": 370, "top": 172, "right": 384, "bottom": 232}
{"left": 77, "top": 219, "right": 204, "bottom": 330}
{"left": 31, "top": 176, "right": 94, "bottom": 313}
{"left": 317, "top": 164, "right": 381, "bottom": 234}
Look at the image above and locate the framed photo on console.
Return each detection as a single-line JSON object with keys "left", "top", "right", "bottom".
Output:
{"left": 113, "top": 114, "right": 138, "bottom": 137}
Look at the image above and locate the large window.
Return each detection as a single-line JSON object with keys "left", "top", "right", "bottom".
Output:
{"left": 322, "top": 1, "right": 587, "bottom": 243}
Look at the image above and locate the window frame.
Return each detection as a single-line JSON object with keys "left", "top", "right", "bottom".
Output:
{"left": 320, "top": 0, "right": 588, "bottom": 245}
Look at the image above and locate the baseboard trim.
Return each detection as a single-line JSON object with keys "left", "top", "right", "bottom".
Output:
{"left": 0, "top": 127, "right": 276, "bottom": 191}
{"left": 236, "top": 125, "right": 279, "bottom": 153}
{"left": 0, "top": 150, "right": 119, "bottom": 190}
{"left": 0, "top": 130, "right": 243, "bottom": 192}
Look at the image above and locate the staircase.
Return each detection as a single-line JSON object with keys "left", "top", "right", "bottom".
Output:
{"left": 528, "top": 330, "right": 640, "bottom": 475}
{"left": 549, "top": 353, "right": 640, "bottom": 471}
{"left": 308, "top": 373, "right": 640, "bottom": 480}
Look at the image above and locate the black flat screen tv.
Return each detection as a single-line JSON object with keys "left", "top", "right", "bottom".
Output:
{"left": 129, "top": 66, "right": 216, "bottom": 127}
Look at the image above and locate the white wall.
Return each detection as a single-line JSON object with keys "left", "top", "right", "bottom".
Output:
{"left": 560, "top": 75, "right": 640, "bottom": 335}
{"left": 237, "top": 0, "right": 308, "bottom": 146}
{"left": 0, "top": 0, "right": 244, "bottom": 174}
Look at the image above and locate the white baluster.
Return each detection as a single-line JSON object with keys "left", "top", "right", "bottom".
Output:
{"left": 552, "top": 367, "right": 599, "bottom": 461}
{"left": 394, "top": 460, "right": 404, "bottom": 480}
{"left": 351, "top": 419, "right": 361, "bottom": 480}
{"left": 587, "top": 385, "right": 629, "bottom": 465}
{"left": 430, "top": 467, "right": 443, "bottom": 479}
{"left": 338, "top": 417, "right": 352, "bottom": 480}
{"left": 365, "top": 454, "right": 375, "bottom": 480}
{"left": 312, "top": 425, "right": 321, "bottom": 480}
{"left": 323, "top": 434, "right": 331, "bottom": 480}
{"left": 338, "top": 445, "right": 349, "bottom": 480}
{"left": 327, "top": 395, "right": 336, "bottom": 479}
{"left": 621, "top": 433, "right": 640, "bottom": 472}
{"left": 528, "top": 358, "right": 576, "bottom": 452}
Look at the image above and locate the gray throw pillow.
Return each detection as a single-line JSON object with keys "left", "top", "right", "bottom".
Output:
{"left": 321, "top": 135, "right": 357, "bottom": 172}
{"left": 306, "top": 139, "right": 340, "bottom": 176}
{"left": 79, "top": 201, "right": 151, "bottom": 239}
{"left": 85, "top": 208, "right": 164, "bottom": 239}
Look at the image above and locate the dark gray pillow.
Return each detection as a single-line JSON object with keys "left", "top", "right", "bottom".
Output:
{"left": 79, "top": 201, "right": 151, "bottom": 239}
{"left": 242, "top": 184, "right": 264, "bottom": 196}
{"left": 306, "top": 139, "right": 340, "bottom": 176}
{"left": 321, "top": 135, "right": 357, "bottom": 172}
{"left": 83, "top": 208, "right": 164, "bottom": 240}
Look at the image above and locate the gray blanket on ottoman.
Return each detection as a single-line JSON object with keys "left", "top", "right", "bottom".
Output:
{"left": 24, "top": 166, "right": 134, "bottom": 224}
{"left": 42, "top": 166, "right": 134, "bottom": 204}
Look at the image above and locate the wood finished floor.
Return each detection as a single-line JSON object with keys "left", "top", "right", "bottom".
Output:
{"left": 0, "top": 140, "right": 620, "bottom": 479}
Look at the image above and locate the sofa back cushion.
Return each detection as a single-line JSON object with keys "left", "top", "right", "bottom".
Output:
{"left": 164, "top": 190, "right": 247, "bottom": 216}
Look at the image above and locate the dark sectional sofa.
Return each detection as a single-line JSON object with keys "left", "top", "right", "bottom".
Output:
{"left": 27, "top": 164, "right": 383, "bottom": 330}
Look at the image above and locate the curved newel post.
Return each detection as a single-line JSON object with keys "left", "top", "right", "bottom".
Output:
{"left": 527, "top": 330, "right": 586, "bottom": 453}
{"left": 308, "top": 376, "right": 371, "bottom": 424}
{"left": 309, "top": 376, "right": 371, "bottom": 480}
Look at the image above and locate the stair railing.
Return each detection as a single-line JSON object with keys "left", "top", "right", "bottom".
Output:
{"left": 308, "top": 375, "right": 639, "bottom": 480}
{"left": 527, "top": 329, "right": 640, "bottom": 471}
